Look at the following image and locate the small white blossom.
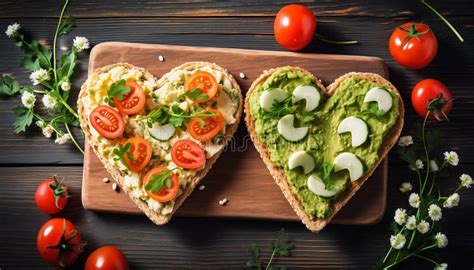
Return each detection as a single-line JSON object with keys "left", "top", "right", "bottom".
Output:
{"left": 430, "top": 160, "right": 439, "bottom": 172}
{"left": 41, "top": 94, "right": 57, "bottom": 110}
{"left": 60, "top": 81, "right": 71, "bottom": 91}
{"left": 415, "top": 159, "right": 424, "bottom": 170}
{"left": 397, "top": 136, "right": 413, "bottom": 147}
{"left": 435, "top": 263, "right": 448, "bottom": 270}
{"left": 29, "top": 69, "right": 49, "bottom": 85}
{"left": 400, "top": 182, "right": 413, "bottom": 193}
{"left": 428, "top": 204, "right": 442, "bottom": 221}
{"left": 459, "top": 173, "right": 472, "bottom": 188}
{"left": 444, "top": 151, "right": 459, "bottom": 166}
{"left": 5, "top": 22, "right": 20, "bottom": 38}
{"left": 443, "top": 193, "right": 460, "bottom": 208}
{"left": 55, "top": 133, "right": 70, "bottom": 145}
{"left": 409, "top": 193, "right": 420, "bottom": 208}
{"left": 406, "top": 215, "right": 417, "bottom": 230}
{"left": 390, "top": 233, "right": 406, "bottom": 249}
{"left": 434, "top": 232, "right": 448, "bottom": 248}
{"left": 394, "top": 208, "right": 407, "bottom": 225}
{"left": 21, "top": 91, "right": 36, "bottom": 109}
{"left": 73, "top": 36, "right": 90, "bottom": 52}
{"left": 417, "top": 219, "right": 430, "bottom": 234}
{"left": 42, "top": 125, "right": 54, "bottom": 138}
{"left": 35, "top": 120, "right": 45, "bottom": 128}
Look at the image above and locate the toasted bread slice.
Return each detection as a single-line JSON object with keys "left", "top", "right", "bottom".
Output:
{"left": 78, "top": 62, "right": 243, "bottom": 225}
{"left": 244, "top": 67, "right": 404, "bottom": 232}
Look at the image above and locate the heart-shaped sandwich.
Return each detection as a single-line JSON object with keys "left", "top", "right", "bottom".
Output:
{"left": 245, "top": 67, "right": 404, "bottom": 232}
{"left": 78, "top": 62, "right": 242, "bottom": 225}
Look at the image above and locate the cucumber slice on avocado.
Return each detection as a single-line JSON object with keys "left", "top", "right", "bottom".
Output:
{"left": 333, "top": 152, "right": 364, "bottom": 181}
{"left": 292, "top": 85, "right": 321, "bottom": 112}
{"left": 364, "top": 87, "right": 393, "bottom": 114}
{"left": 307, "top": 175, "right": 340, "bottom": 197}
{"left": 259, "top": 88, "right": 287, "bottom": 111}
{"left": 337, "top": 116, "right": 369, "bottom": 147}
{"left": 288, "top": 151, "right": 315, "bottom": 174}
{"left": 277, "top": 114, "right": 308, "bottom": 142}
{"left": 148, "top": 123, "right": 175, "bottom": 141}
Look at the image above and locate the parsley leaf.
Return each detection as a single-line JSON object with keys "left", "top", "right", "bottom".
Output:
{"left": 180, "top": 88, "right": 209, "bottom": 101}
{"left": 58, "top": 16, "right": 75, "bottom": 37}
{"left": 59, "top": 50, "right": 77, "bottom": 81}
{"left": 321, "top": 163, "right": 335, "bottom": 190}
{"left": 247, "top": 229, "right": 294, "bottom": 270}
{"left": 20, "top": 56, "right": 41, "bottom": 72}
{"left": 107, "top": 79, "right": 130, "bottom": 101}
{"left": 113, "top": 143, "right": 133, "bottom": 168}
{"left": 12, "top": 106, "right": 33, "bottom": 133}
{"left": 262, "top": 97, "right": 295, "bottom": 120}
{"left": 0, "top": 75, "right": 23, "bottom": 96}
{"left": 145, "top": 170, "right": 174, "bottom": 193}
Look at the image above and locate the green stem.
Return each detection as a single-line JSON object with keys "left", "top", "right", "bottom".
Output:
{"left": 421, "top": 0, "right": 464, "bottom": 42}
{"left": 65, "top": 122, "right": 84, "bottom": 154}
{"left": 314, "top": 33, "right": 358, "bottom": 45}
{"left": 414, "top": 254, "right": 439, "bottom": 265}
{"left": 420, "top": 113, "right": 430, "bottom": 196}
{"left": 53, "top": 0, "right": 70, "bottom": 85}
{"left": 265, "top": 250, "right": 276, "bottom": 270}
{"left": 59, "top": 98, "right": 79, "bottom": 118}
{"left": 382, "top": 246, "right": 393, "bottom": 264}
{"left": 407, "top": 230, "right": 417, "bottom": 249}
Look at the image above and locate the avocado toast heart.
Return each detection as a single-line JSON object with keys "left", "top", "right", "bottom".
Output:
{"left": 245, "top": 67, "right": 404, "bottom": 232}
{"left": 78, "top": 62, "right": 243, "bottom": 225}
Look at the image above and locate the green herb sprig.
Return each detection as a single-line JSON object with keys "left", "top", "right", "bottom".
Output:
{"left": 321, "top": 163, "right": 335, "bottom": 190}
{"left": 105, "top": 79, "right": 131, "bottom": 105}
{"left": 113, "top": 143, "right": 133, "bottom": 168}
{"left": 180, "top": 88, "right": 209, "bottom": 101}
{"left": 145, "top": 106, "right": 218, "bottom": 129}
{"left": 247, "top": 229, "right": 295, "bottom": 270}
{"left": 145, "top": 169, "right": 177, "bottom": 193}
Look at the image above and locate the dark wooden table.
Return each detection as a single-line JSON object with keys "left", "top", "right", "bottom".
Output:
{"left": 1, "top": 1, "right": 473, "bottom": 269}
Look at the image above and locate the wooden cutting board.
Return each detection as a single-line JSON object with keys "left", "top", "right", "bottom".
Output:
{"left": 82, "top": 42, "right": 389, "bottom": 225}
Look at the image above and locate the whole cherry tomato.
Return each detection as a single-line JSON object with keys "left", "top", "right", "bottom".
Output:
{"left": 274, "top": 4, "right": 316, "bottom": 51}
{"left": 411, "top": 79, "right": 452, "bottom": 120}
{"left": 85, "top": 245, "right": 129, "bottom": 270}
{"left": 35, "top": 176, "right": 69, "bottom": 214}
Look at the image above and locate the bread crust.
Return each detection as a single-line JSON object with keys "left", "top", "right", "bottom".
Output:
{"left": 244, "top": 67, "right": 404, "bottom": 232}
{"left": 78, "top": 62, "right": 243, "bottom": 225}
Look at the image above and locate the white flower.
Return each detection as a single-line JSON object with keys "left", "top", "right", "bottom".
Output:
{"left": 55, "top": 133, "right": 70, "bottom": 145}
{"left": 434, "top": 232, "right": 448, "bottom": 248}
{"left": 415, "top": 159, "right": 424, "bottom": 170}
{"left": 409, "top": 193, "right": 420, "bottom": 208}
{"left": 60, "top": 81, "right": 71, "bottom": 91}
{"left": 394, "top": 208, "right": 407, "bottom": 225}
{"left": 435, "top": 263, "right": 448, "bottom": 270}
{"left": 42, "top": 125, "right": 54, "bottom": 138}
{"left": 390, "top": 233, "right": 406, "bottom": 250}
{"left": 417, "top": 219, "right": 430, "bottom": 234}
{"left": 444, "top": 151, "right": 459, "bottom": 166}
{"left": 428, "top": 204, "right": 442, "bottom": 221}
{"left": 41, "top": 94, "right": 57, "bottom": 110}
{"left": 397, "top": 136, "right": 413, "bottom": 147}
{"left": 443, "top": 193, "right": 460, "bottom": 208}
{"left": 35, "top": 120, "right": 45, "bottom": 128}
{"left": 459, "top": 173, "right": 472, "bottom": 188}
{"left": 400, "top": 182, "right": 413, "bottom": 193}
{"left": 29, "top": 69, "right": 50, "bottom": 85}
{"left": 73, "top": 36, "right": 90, "bottom": 52}
{"left": 430, "top": 160, "right": 439, "bottom": 172}
{"left": 5, "top": 22, "right": 20, "bottom": 38}
{"left": 406, "top": 215, "right": 417, "bottom": 230}
{"left": 21, "top": 91, "right": 36, "bottom": 109}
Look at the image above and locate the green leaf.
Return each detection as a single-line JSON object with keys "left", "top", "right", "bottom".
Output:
{"left": 0, "top": 75, "right": 23, "bottom": 96}
{"left": 59, "top": 50, "right": 77, "bottom": 80}
{"left": 107, "top": 79, "right": 130, "bottom": 100}
{"left": 181, "top": 88, "right": 209, "bottom": 101}
{"left": 302, "top": 114, "right": 315, "bottom": 123}
{"left": 246, "top": 243, "right": 262, "bottom": 270}
{"left": 113, "top": 143, "right": 132, "bottom": 169}
{"left": 321, "top": 163, "right": 335, "bottom": 190}
{"left": 12, "top": 106, "right": 33, "bottom": 133}
{"left": 145, "top": 170, "right": 173, "bottom": 193}
{"left": 262, "top": 96, "right": 295, "bottom": 120}
{"left": 58, "top": 16, "right": 75, "bottom": 37}
{"left": 20, "top": 56, "right": 41, "bottom": 71}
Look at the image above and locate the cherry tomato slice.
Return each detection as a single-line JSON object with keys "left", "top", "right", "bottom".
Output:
{"left": 188, "top": 108, "right": 224, "bottom": 142}
{"left": 184, "top": 71, "right": 218, "bottom": 103}
{"left": 171, "top": 140, "right": 205, "bottom": 170}
{"left": 144, "top": 166, "right": 180, "bottom": 203}
{"left": 113, "top": 80, "right": 146, "bottom": 115}
{"left": 89, "top": 105, "right": 125, "bottom": 139}
{"left": 124, "top": 137, "right": 152, "bottom": 172}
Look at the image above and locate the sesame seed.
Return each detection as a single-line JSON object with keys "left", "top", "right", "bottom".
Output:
{"left": 102, "top": 177, "right": 110, "bottom": 183}
{"left": 239, "top": 72, "right": 246, "bottom": 79}
{"left": 219, "top": 198, "right": 229, "bottom": 206}
{"left": 199, "top": 185, "right": 205, "bottom": 191}
{"left": 159, "top": 55, "right": 165, "bottom": 62}
{"left": 112, "top": 183, "right": 118, "bottom": 192}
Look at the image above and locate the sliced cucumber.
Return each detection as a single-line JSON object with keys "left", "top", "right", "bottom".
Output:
{"left": 259, "top": 88, "right": 287, "bottom": 111}
{"left": 277, "top": 114, "right": 308, "bottom": 142}
{"left": 333, "top": 152, "right": 364, "bottom": 181}
{"left": 292, "top": 85, "right": 321, "bottom": 112}
{"left": 307, "top": 174, "right": 340, "bottom": 197}
{"left": 288, "top": 151, "right": 315, "bottom": 174}
{"left": 363, "top": 87, "right": 393, "bottom": 114}
{"left": 148, "top": 123, "right": 175, "bottom": 141}
{"left": 337, "top": 116, "right": 369, "bottom": 147}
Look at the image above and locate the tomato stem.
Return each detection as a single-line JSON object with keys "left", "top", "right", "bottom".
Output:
{"left": 421, "top": 0, "right": 464, "bottom": 42}
{"left": 314, "top": 33, "right": 358, "bottom": 45}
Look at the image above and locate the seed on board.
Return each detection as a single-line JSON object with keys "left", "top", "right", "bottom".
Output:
{"left": 112, "top": 183, "right": 118, "bottom": 192}
{"left": 199, "top": 185, "right": 205, "bottom": 191}
{"left": 102, "top": 177, "right": 110, "bottom": 183}
{"left": 218, "top": 198, "right": 229, "bottom": 206}
{"left": 239, "top": 72, "right": 246, "bottom": 79}
{"left": 159, "top": 55, "right": 165, "bottom": 62}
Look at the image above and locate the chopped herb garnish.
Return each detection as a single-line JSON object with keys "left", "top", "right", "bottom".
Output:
{"left": 145, "top": 169, "right": 176, "bottom": 193}
{"left": 321, "top": 163, "right": 335, "bottom": 190}
{"left": 180, "top": 88, "right": 209, "bottom": 101}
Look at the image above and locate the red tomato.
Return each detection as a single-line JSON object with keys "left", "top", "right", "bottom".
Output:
{"left": 37, "top": 218, "right": 85, "bottom": 268}
{"left": 188, "top": 108, "right": 224, "bottom": 142}
{"left": 171, "top": 140, "right": 205, "bottom": 170}
{"left": 389, "top": 22, "right": 438, "bottom": 69}
{"left": 124, "top": 137, "right": 152, "bottom": 172}
{"left": 113, "top": 80, "right": 146, "bottom": 115}
{"left": 85, "top": 245, "right": 129, "bottom": 270}
{"left": 411, "top": 79, "right": 452, "bottom": 120}
{"left": 144, "top": 166, "right": 180, "bottom": 203}
{"left": 184, "top": 71, "right": 219, "bottom": 103}
{"left": 35, "top": 176, "right": 68, "bottom": 214}
{"left": 274, "top": 4, "right": 316, "bottom": 51}
{"left": 90, "top": 105, "right": 125, "bottom": 139}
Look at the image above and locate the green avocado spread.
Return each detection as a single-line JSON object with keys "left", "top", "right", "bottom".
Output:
{"left": 249, "top": 68, "right": 400, "bottom": 219}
